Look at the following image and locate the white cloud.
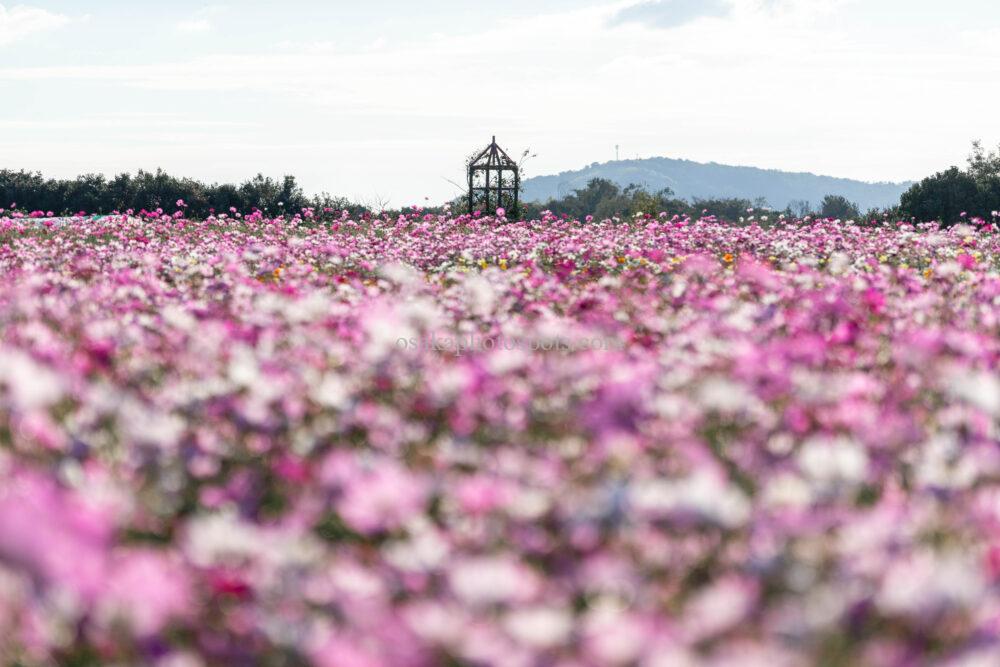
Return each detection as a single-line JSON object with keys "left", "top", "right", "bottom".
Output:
{"left": 0, "top": 114, "right": 259, "bottom": 130}
{"left": 610, "top": 0, "right": 731, "bottom": 29}
{"left": 610, "top": 0, "right": 858, "bottom": 30}
{"left": 176, "top": 18, "right": 211, "bottom": 33}
{"left": 0, "top": 4, "right": 70, "bottom": 45}
{"left": 176, "top": 5, "right": 226, "bottom": 34}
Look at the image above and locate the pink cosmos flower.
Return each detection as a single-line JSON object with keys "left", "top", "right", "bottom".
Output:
{"left": 335, "top": 458, "right": 428, "bottom": 535}
{"left": 100, "top": 550, "right": 192, "bottom": 635}
{"left": 0, "top": 468, "right": 114, "bottom": 602}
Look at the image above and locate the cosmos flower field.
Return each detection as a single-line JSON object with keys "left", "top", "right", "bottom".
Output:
{"left": 2, "top": 206, "right": 1000, "bottom": 666}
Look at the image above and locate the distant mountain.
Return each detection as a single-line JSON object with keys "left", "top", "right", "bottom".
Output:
{"left": 521, "top": 157, "right": 913, "bottom": 212}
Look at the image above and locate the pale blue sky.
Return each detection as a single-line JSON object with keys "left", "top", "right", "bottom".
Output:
{"left": 3, "top": 0, "right": 1000, "bottom": 205}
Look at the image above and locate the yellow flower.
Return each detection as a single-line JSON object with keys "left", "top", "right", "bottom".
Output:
{"left": 879, "top": 255, "right": 888, "bottom": 262}
{"left": 499, "top": 259, "right": 508, "bottom": 271}
{"left": 923, "top": 268, "right": 933, "bottom": 279}
{"left": 478, "top": 259, "right": 488, "bottom": 269}
{"left": 617, "top": 255, "right": 626, "bottom": 264}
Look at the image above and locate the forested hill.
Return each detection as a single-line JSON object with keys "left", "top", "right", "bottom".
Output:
{"left": 522, "top": 157, "right": 912, "bottom": 212}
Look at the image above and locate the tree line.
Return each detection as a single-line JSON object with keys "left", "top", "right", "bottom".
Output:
{"left": 0, "top": 169, "right": 354, "bottom": 219}
{"left": 514, "top": 180, "right": 862, "bottom": 223}
{"left": 2, "top": 142, "right": 998, "bottom": 225}
{"left": 0, "top": 165, "right": 869, "bottom": 223}
{"left": 897, "top": 141, "right": 1000, "bottom": 224}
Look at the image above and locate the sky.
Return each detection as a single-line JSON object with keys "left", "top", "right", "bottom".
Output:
{"left": 2, "top": 0, "right": 1000, "bottom": 206}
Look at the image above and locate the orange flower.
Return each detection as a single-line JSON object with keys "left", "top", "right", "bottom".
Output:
{"left": 722, "top": 253, "right": 734, "bottom": 264}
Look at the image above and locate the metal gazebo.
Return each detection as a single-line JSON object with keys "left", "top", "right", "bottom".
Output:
{"left": 468, "top": 136, "right": 519, "bottom": 218}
